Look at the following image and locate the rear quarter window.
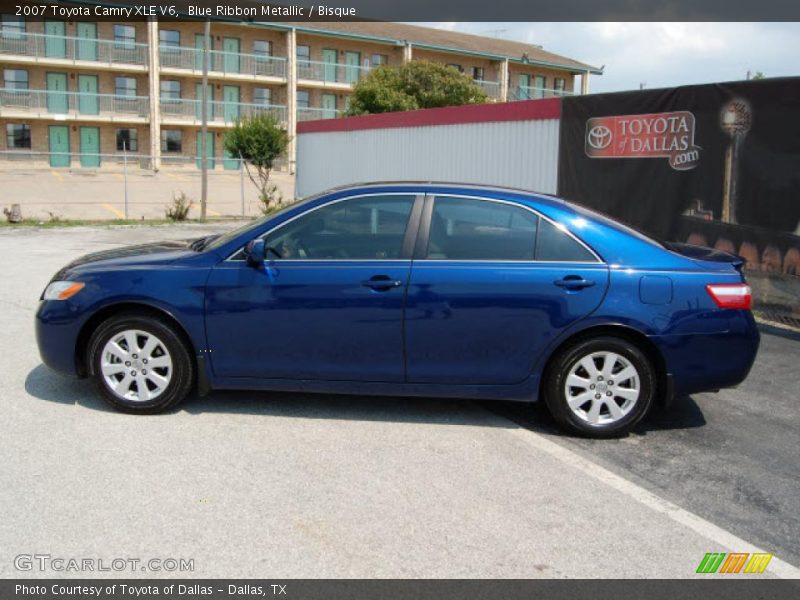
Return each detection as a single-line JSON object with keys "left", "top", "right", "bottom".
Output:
{"left": 535, "top": 218, "right": 598, "bottom": 262}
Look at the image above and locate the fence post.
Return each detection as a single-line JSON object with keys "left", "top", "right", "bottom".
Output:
{"left": 123, "top": 143, "right": 129, "bottom": 219}
{"left": 239, "top": 153, "right": 245, "bottom": 217}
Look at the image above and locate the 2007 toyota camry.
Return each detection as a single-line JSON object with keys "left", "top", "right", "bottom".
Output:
{"left": 35, "top": 183, "right": 759, "bottom": 437}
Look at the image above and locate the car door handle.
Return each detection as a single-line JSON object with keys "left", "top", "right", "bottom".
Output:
{"left": 554, "top": 276, "right": 596, "bottom": 290}
{"left": 361, "top": 276, "right": 403, "bottom": 291}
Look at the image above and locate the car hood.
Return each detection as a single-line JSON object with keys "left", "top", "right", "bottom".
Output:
{"left": 53, "top": 239, "right": 196, "bottom": 279}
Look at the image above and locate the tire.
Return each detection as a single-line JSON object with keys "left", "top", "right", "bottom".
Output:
{"left": 543, "top": 336, "right": 656, "bottom": 438}
{"left": 87, "top": 312, "right": 194, "bottom": 414}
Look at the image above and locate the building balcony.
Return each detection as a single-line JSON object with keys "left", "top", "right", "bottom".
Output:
{"left": 0, "top": 88, "right": 149, "bottom": 121}
{"left": 0, "top": 31, "right": 148, "bottom": 70}
{"left": 473, "top": 79, "right": 501, "bottom": 99}
{"left": 297, "top": 107, "right": 344, "bottom": 121}
{"left": 509, "top": 85, "right": 573, "bottom": 100}
{"left": 297, "top": 60, "right": 371, "bottom": 88}
{"left": 159, "top": 98, "right": 287, "bottom": 126}
{"left": 159, "top": 46, "right": 287, "bottom": 81}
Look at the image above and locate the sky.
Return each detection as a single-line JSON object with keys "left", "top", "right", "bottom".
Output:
{"left": 422, "top": 23, "right": 800, "bottom": 93}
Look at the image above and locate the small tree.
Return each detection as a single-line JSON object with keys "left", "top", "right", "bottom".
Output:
{"left": 346, "top": 60, "right": 488, "bottom": 116}
{"left": 224, "top": 114, "right": 290, "bottom": 213}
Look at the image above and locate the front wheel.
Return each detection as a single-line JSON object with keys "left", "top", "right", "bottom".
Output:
{"left": 543, "top": 336, "right": 656, "bottom": 438}
{"left": 87, "top": 313, "right": 194, "bottom": 414}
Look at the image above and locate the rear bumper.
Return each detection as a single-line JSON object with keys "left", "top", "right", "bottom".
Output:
{"left": 653, "top": 310, "right": 760, "bottom": 397}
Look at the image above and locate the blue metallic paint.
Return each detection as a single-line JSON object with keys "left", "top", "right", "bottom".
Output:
{"left": 35, "top": 183, "right": 760, "bottom": 405}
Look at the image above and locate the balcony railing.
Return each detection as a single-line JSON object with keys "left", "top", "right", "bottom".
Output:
{"left": 473, "top": 79, "right": 501, "bottom": 99}
{"left": 160, "top": 98, "right": 287, "bottom": 124}
{"left": 0, "top": 31, "right": 148, "bottom": 66}
{"left": 159, "top": 46, "right": 287, "bottom": 78}
{"left": 297, "top": 107, "right": 344, "bottom": 121}
{"left": 0, "top": 88, "right": 149, "bottom": 118}
{"left": 297, "top": 60, "right": 371, "bottom": 85}
{"left": 509, "top": 85, "right": 573, "bottom": 100}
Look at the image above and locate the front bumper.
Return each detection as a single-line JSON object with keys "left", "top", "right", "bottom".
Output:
{"left": 35, "top": 300, "right": 87, "bottom": 377}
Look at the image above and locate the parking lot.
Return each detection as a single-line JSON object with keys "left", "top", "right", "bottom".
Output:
{"left": 0, "top": 224, "right": 798, "bottom": 579}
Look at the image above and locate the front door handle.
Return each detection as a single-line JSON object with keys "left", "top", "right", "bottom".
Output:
{"left": 361, "top": 275, "right": 403, "bottom": 291}
{"left": 554, "top": 276, "right": 596, "bottom": 290}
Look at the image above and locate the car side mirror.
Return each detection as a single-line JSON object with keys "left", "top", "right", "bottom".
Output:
{"left": 244, "top": 239, "right": 266, "bottom": 265}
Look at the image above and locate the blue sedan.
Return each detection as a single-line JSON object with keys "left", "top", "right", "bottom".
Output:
{"left": 35, "top": 183, "right": 759, "bottom": 437}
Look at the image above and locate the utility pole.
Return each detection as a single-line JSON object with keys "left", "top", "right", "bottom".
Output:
{"left": 200, "top": 19, "right": 210, "bottom": 221}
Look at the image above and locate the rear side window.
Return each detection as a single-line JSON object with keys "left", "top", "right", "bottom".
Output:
{"left": 426, "top": 197, "right": 538, "bottom": 260}
{"left": 535, "top": 218, "right": 597, "bottom": 262}
{"left": 265, "top": 195, "right": 415, "bottom": 259}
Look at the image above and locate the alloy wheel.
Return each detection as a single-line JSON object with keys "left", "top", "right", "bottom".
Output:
{"left": 100, "top": 329, "right": 173, "bottom": 402}
{"left": 563, "top": 351, "right": 641, "bottom": 426}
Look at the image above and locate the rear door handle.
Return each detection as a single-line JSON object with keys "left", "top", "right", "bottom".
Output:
{"left": 554, "top": 276, "right": 596, "bottom": 290}
{"left": 361, "top": 275, "right": 403, "bottom": 291}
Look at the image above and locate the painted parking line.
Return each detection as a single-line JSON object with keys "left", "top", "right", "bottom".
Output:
{"left": 100, "top": 203, "right": 126, "bottom": 219}
{"left": 50, "top": 170, "right": 64, "bottom": 181}
{"left": 164, "top": 172, "right": 190, "bottom": 182}
{"left": 504, "top": 426, "right": 800, "bottom": 579}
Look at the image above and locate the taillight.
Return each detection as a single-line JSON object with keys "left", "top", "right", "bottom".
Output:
{"left": 705, "top": 283, "right": 752, "bottom": 310}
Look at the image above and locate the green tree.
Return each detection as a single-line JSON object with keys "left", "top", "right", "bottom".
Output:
{"left": 346, "top": 60, "right": 488, "bottom": 116}
{"left": 224, "top": 114, "right": 290, "bottom": 213}
{"left": 752, "top": 71, "right": 766, "bottom": 80}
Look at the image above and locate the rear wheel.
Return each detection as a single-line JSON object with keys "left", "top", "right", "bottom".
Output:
{"left": 88, "top": 313, "right": 194, "bottom": 414}
{"left": 544, "top": 336, "right": 656, "bottom": 438}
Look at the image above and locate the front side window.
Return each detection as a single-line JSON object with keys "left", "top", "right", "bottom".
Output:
{"left": 426, "top": 197, "right": 538, "bottom": 261}
{"left": 116, "top": 128, "right": 137, "bottom": 151}
{"left": 115, "top": 76, "right": 136, "bottom": 97}
{"left": 114, "top": 24, "right": 135, "bottom": 48}
{"left": 254, "top": 40, "right": 272, "bottom": 56}
{"left": 264, "top": 195, "right": 415, "bottom": 260}
{"left": 160, "top": 80, "right": 181, "bottom": 100}
{"left": 535, "top": 218, "right": 596, "bottom": 262}
{"left": 161, "top": 129, "right": 182, "bottom": 153}
{"left": 253, "top": 87, "right": 271, "bottom": 105}
{"left": 6, "top": 123, "right": 30, "bottom": 149}
{"left": 4, "top": 68, "right": 28, "bottom": 89}
{"left": 159, "top": 29, "right": 180, "bottom": 47}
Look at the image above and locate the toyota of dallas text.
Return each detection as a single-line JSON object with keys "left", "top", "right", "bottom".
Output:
{"left": 35, "top": 183, "right": 759, "bottom": 438}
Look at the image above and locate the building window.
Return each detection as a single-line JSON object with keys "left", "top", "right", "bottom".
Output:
{"left": 6, "top": 123, "right": 31, "bottom": 149}
{"left": 296, "top": 45, "right": 310, "bottom": 64}
{"left": 371, "top": 53, "right": 387, "bottom": 67}
{"left": 160, "top": 80, "right": 181, "bottom": 100}
{"left": 3, "top": 68, "right": 28, "bottom": 90}
{"left": 1, "top": 14, "right": 25, "bottom": 37}
{"left": 161, "top": 129, "right": 182, "bottom": 153}
{"left": 159, "top": 29, "right": 180, "bottom": 47}
{"left": 296, "top": 90, "right": 310, "bottom": 109}
{"left": 115, "top": 77, "right": 137, "bottom": 97}
{"left": 554, "top": 78, "right": 566, "bottom": 95}
{"left": 114, "top": 24, "right": 135, "bottom": 48}
{"left": 447, "top": 63, "right": 463, "bottom": 73}
{"left": 116, "top": 128, "right": 137, "bottom": 152}
{"left": 472, "top": 67, "right": 484, "bottom": 81}
{"left": 254, "top": 87, "right": 271, "bottom": 106}
{"left": 533, "top": 75, "right": 546, "bottom": 99}
{"left": 254, "top": 40, "right": 272, "bottom": 56}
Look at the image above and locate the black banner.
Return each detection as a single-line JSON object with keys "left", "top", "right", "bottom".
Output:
{"left": 558, "top": 77, "right": 800, "bottom": 318}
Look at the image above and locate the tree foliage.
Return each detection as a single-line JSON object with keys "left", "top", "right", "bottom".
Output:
{"left": 346, "top": 60, "right": 489, "bottom": 116}
{"left": 224, "top": 114, "right": 290, "bottom": 211}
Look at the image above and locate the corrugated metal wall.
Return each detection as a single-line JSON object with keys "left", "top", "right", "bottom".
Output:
{"left": 296, "top": 118, "right": 560, "bottom": 198}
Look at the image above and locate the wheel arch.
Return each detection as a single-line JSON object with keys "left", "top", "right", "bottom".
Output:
{"left": 76, "top": 301, "right": 198, "bottom": 378}
{"left": 539, "top": 324, "right": 671, "bottom": 406}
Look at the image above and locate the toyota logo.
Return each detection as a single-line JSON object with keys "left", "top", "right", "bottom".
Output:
{"left": 587, "top": 125, "right": 613, "bottom": 149}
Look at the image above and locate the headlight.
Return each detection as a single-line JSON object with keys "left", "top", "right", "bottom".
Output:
{"left": 43, "top": 281, "right": 85, "bottom": 301}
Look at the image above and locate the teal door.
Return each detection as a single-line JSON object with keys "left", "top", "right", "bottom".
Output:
{"left": 77, "top": 75, "right": 98, "bottom": 115}
{"left": 223, "top": 146, "right": 239, "bottom": 170}
{"left": 79, "top": 127, "right": 100, "bottom": 167}
{"left": 48, "top": 126, "right": 70, "bottom": 167}
{"left": 46, "top": 72, "right": 69, "bottom": 114}
{"left": 76, "top": 22, "right": 97, "bottom": 61}
{"left": 322, "top": 48, "right": 337, "bottom": 82}
{"left": 195, "top": 34, "right": 213, "bottom": 70}
{"left": 196, "top": 131, "right": 215, "bottom": 169}
{"left": 44, "top": 21, "right": 66, "bottom": 58}
{"left": 195, "top": 83, "right": 214, "bottom": 120}
{"left": 222, "top": 85, "right": 240, "bottom": 123}
{"left": 345, "top": 51, "right": 361, "bottom": 84}
{"left": 222, "top": 37, "right": 240, "bottom": 73}
{"left": 321, "top": 93, "right": 337, "bottom": 119}
{"left": 534, "top": 75, "right": 545, "bottom": 99}
{"left": 517, "top": 74, "right": 531, "bottom": 99}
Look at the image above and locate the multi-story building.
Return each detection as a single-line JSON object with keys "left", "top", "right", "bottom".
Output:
{"left": 0, "top": 15, "right": 601, "bottom": 171}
